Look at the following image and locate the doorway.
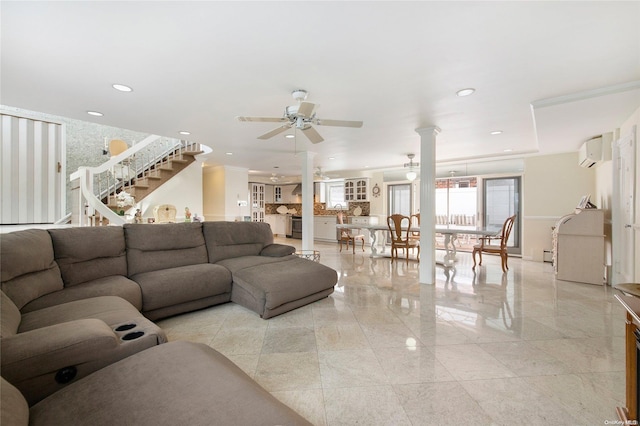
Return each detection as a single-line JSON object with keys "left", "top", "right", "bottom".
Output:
{"left": 612, "top": 127, "right": 637, "bottom": 285}
{"left": 483, "top": 176, "right": 521, "bottom": 255}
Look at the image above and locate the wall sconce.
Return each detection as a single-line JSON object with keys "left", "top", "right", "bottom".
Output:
{"left": 404, "top": 154, "right": 419, "bottom": 181}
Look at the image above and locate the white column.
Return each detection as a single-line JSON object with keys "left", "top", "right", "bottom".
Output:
{"left": 300, "top": 151, "right": 316, "bottom": 251}
{"left": 415, "top": 126, "right": 441, "bottom": 285}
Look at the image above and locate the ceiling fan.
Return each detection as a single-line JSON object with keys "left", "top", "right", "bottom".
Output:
{"left": 314, "top": 167, "right": 334, "bottom": 181}
{"left": 236, "top": 89, "right": 363, "bottom": 144}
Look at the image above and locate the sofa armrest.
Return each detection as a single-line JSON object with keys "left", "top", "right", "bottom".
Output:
{"left": 260, "top": 243, "right": 296, "bottom": 257}
{"left": 1, "top": 319, "right": 118, "bottom": 382}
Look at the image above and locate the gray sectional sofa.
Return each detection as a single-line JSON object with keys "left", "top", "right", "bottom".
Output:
{"left": 0, "top": 221, "right": 336, "bottom": 423}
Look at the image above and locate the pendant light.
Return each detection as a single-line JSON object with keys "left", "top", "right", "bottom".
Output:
{"left": 404, "top": 154, "right": 418, "bottom": 181}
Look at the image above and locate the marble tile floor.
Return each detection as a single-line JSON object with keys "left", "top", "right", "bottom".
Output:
{"left": 157, "top": 238, "right": 626, "bottom": 426}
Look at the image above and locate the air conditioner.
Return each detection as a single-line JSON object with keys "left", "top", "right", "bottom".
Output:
{"left": 578, "top": 137, "right": 602, "bottom": 168}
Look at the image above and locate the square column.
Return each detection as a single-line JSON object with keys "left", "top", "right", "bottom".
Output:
{"left": 300, "top": 151, "right": 316, "bottom": 251}
{"left": 415, "top": 126, "right": 441, "bottom": 285}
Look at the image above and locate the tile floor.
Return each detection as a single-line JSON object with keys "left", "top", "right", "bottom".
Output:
{"left": 156, "top": 239, "right": 626, "bottom": 426}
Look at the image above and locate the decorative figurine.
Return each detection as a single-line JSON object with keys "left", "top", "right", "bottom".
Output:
{"left": 185, "top": 207, "right": 192, "bottom": 222}
{"left": 134, "top": 209, "right": 143, "bottom": 224}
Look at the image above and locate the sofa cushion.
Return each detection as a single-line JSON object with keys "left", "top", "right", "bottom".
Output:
{"left": 28, "top": 341, "right": 311, "bottom": 426}
{"left": 216, "top": 255, "right": 297, "bottom": 274}
{"left": 1, "top": 378, "right": 28, "bottom": 426}
{"left": 203, "top": 221, "right": 274, "bottom": 263}
{"left": 0, "top": 229, "right": 63, "bottom": 310}
{"left": 131, "top": 263, "right": 232, "bottom": 312}
{"left": 20, "top": 276, "right": 142, "bottom": 313}
{"left": 1, "top": 291, "right": 21, "bottom": 338}
{"left": 231, "top": 257, "right": 337, "bottom": 318}
{"left": 124, "top": 222, "right": 209, "bottom": 276}
{"left": 48, "top": 227, "right": 128, "bottom": 287}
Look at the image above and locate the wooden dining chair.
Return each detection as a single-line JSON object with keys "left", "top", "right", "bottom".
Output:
{"left": 409, "top": 213, "right": 420, "bottom": 244}
{"left": 337, "top": 212, "right": 365, "bottom": 253}
{"left": 387, "top": 214, "right": 419, "bottom": 263}
{"left": 472, "top": 215, "right": 516, "bottom": 272}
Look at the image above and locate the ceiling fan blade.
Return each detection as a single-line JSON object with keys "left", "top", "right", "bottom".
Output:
{"left": 237, "top": 116, "right": 288, "bottom": 123}
{"left": 301, "top": 125, "right": 324, "bottom": 144}
{"left": 315, "top": 119, "right": 363, "bottom": 128}
{"left": 257, "top": 124, "right": 291, "bottom": 140}
{"left": 296, "top": 102, "right": 316, "bottom": 118}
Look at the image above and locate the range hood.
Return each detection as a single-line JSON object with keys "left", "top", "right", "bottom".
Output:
{"left": 291, "top": 184, "right": 302, "bottom": 195}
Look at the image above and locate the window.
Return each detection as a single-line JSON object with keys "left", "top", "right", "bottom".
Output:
{"left": 326, "top": 182, "right": 346, "bottom": 209}
{"left": 388, "top": 184, "right": 411, "bottom": 216}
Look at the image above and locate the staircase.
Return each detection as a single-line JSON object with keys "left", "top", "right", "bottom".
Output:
{"left": 71, "top": 135, "right": 203, "bottom": 226}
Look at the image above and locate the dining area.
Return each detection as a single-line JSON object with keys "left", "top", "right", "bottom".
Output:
{"left": 336, "top": 213, "right": 517, "bottom": 272}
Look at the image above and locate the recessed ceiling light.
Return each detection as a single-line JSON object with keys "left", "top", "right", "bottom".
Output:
{"left": 503, "top": 149, "right": 513, "bottom": 152}
{"left": 456, "top": 88, "right": 475, "bottom": 97}
{"left": 328, "top": 157, "right": 335, "bottom": 160}
{"left": 112, "top": 84, "right": 133, "bottom": 92}
{"left": 87, "top": 111, "right": 103, "bottom": 116}
{"left": 490, "top": 130, "right": 503, "bottom": 135}
{"left": 179, "top": 131, "right": 191, "bottom": 135}
{"left": 285, "top": 134, "right": 295, "bottom": 139}
{"left": 225, "top": 152, "right": 233, "bottom": 156}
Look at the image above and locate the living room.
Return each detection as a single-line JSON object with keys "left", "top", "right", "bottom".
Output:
{"left": 2, "top": 1, "right": 640, "bottom": 425}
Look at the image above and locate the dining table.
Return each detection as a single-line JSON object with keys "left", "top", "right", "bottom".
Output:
{"left": 337, "top": 222, "right": 499, "bottom": 264}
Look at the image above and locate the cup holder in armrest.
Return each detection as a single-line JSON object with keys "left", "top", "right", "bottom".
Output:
{"left": 114, "top": 323, "right": 137, "bottom": 332}
{"left": 121, "top": 331, "right": 145, "bottom": 341}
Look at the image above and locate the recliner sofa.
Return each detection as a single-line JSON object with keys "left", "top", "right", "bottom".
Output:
{"left": 1, "top": 221, "right": 337, "bottom": 412}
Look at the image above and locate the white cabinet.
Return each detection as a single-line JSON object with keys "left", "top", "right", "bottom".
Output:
{"left": 265, "top": 214, "right": 286, "bottom": 236}
{"left": 314, "top": 182, "right": 326, "bottom": 203}
{"left": 349, "top": 216, "right": 378, "bottom": 244}
{"left": 345, "top": 178, "right": 369, "bottom": 202}
{"left": 273, "top": 186, "right": 283, "bottom": 203}
{"left": 264, "top": 184, "right": 274, "bottom": 203}
{"left": 553, "top": 209, "right": 604, "bottom": 285}
{"left": 249, "top": 183, "right": 265, "bottom": 222}
{"left": 314, "top": 216, "right": 338, "bottom": 242}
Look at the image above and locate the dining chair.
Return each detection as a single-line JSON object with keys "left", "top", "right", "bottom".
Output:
{"left": 472, "top": 215, "right": 516, "bottom": 272}
{"left": 387, "top": 214, "right": 420, "bottom": 263}
{"left": 337, "top": 212, "right": 365, "bottom": 253}
{"left": 409, "top": 213, "right": 420, "bottom": 244}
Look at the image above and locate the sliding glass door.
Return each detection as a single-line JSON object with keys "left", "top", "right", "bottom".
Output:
{"left": 388, "top": 184, "right": 412, "bottom": 216}
{"left": 483, "top": 177, "right": 521, "bottom": 254}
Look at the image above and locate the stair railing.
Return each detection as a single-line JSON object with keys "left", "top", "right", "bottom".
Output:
{"left": 71, "top": 135, "right": 200, "bottom": 226}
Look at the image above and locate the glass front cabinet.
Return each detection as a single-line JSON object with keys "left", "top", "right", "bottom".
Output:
{"left": 344, "top": 178, "right": 369, "bottom": 202}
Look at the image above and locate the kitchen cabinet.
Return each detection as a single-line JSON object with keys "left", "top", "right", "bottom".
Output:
{"left": 314, "top": 216, "right": 338, "bottom": 242}
{"left": 249, "top": 183, "right": 265, "bottom": 222}
{"left": 265, "top": 214, "right": 286, "bottom": 236}
{"left": 265, "top": 184, "right": 274, "bottom": 203}
{"left": 273, "top": 186, "right": 282, "bottom": 203}
{"left": 345, "top": 178, "right": 369, "bottom": 202}
{"left": 314, "top": 182, "right": 326, "bottom": 203}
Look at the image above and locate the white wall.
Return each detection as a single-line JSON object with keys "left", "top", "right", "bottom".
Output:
{"left": 522, "top": 152, "right": 596, "bottom": 261}
{"left": 202, "top": 165, "right": 249, "bottom": 221}
{"left": 136, "top": 161, "right": 203, "bottom": 221}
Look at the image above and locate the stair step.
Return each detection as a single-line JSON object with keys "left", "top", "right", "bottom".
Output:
{"left": 171, "top": 159, "right": 189, "bottom": 164}
{"left": 182, "top": 150, "right": 204, "bottom": 157}
{"left": 134, "top": 184, "right": 149, "bottom": 189}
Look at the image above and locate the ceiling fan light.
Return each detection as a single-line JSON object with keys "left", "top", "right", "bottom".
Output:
{"left": 406, "top": 170, "right": 417, "bottom": 181}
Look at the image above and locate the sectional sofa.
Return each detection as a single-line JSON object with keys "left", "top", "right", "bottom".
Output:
{"left": 1, "top": 221, "right": 336, "bottom": 422}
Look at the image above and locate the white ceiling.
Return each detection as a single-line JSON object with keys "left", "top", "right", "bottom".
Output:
{"left": 2, "top": 1, "right": 639, "bottom": 180}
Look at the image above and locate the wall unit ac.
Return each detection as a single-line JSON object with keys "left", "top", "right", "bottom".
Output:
{"left": 578, "top": 137, "right": 603, "bottom": 168}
